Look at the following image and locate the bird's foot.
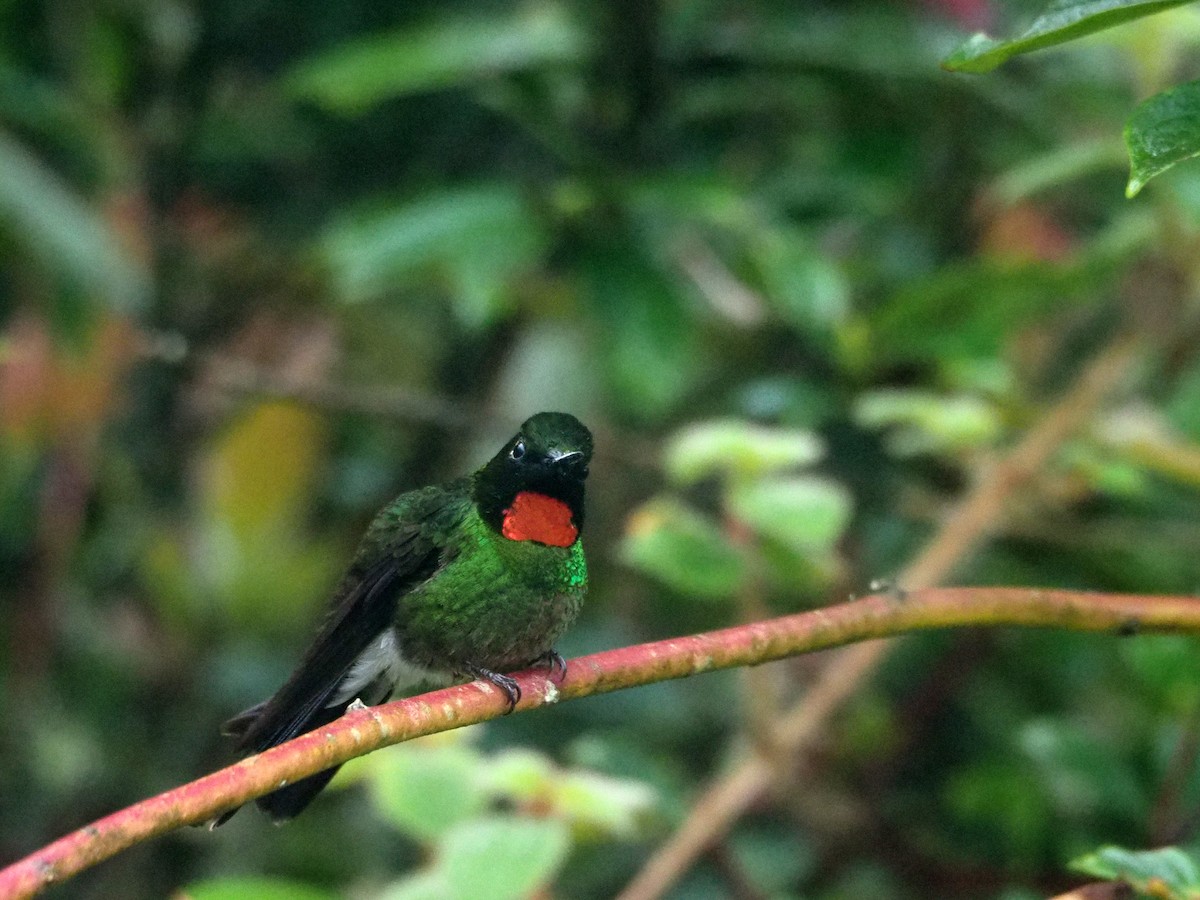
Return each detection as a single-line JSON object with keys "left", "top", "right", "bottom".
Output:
{"left": 532, "top": 649, "right": 568, "bottom": 684}
{"left": 346, "top": 697, "right": 369, "bottom": 713}
{"left": 464, "top": 664, "right": 521, "bottom": 712}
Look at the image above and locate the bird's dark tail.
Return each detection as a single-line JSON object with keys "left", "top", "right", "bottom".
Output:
{"left": 213, "top": 699, "right": 352, "bottom": 825}
{"left": 211, "top": 557, "right": 422, "bottom": 825}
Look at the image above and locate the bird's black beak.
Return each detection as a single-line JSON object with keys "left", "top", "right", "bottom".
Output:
{"left": 547, "top": 448, "right": 586, "bottom": 470}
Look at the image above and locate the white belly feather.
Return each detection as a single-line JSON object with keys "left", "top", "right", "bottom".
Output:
{"left": 330, "top": 630, "right": 447, "bottom": 706}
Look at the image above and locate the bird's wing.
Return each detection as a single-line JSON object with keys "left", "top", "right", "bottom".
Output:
{"left": 225, "top": 489, "right": 464, "bottom": 754}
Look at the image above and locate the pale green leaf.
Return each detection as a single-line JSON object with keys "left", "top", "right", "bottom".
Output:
{"left": 481, "top": 749, "right": 655, "bottom": 838}
{"left": 1125, "top": 79, "right": 1200, "bottom": 196}
{"left": 727, "top": 476, "right": 852, "bottom": 553}
{"left": 553, "top": 770, "right": 656, "bottom": 838}
{"left": 620, "top": 499, "right": 745, "bottom": 600}
{"left": 377, "top": 872, "right": 452, "bottom": 900}
{"left": 942, "top": 0, "right": 1194, "bottom": 73}
{"left": 855, "top": 389, "right": 1001, "bottom": 456}
{"left": 753, "top": 234, "right": 849, "bottom": 332}
{"left": 666, "top": 420, "right": 824, "bottom": 484}
{"left": 288, "top": 5, "right": 588, "bottom": 113}
{"left": 482, "top": 748, "right": 556, "bottom": 801}
{"left": 1070, "top": 845, "right": 1200, "bottom": 898}
{"left": 439, "top": 816, "right": 570, "bottom": 900}
{"left": 368, "top": 744, "right": 486, "bottom": 842}
{"left": 0, "top": 130, "right": 148, "bottom": 311}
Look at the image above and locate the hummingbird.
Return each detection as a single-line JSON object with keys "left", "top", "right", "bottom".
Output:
{"left": 218, "top": 411, "right": 593, "bottom": 823}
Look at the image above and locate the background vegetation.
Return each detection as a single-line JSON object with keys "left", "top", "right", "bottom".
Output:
{"left": 4, "top": 0, "right": 1200, "bottom": 897}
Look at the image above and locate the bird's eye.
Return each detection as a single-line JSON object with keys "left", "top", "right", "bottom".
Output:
{"left": 509, "top": 440, "right": 526, "bottom": 461}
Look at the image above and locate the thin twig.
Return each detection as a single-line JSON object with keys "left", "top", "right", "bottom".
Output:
{"left": 136, "top": 331, "right": 659, "bottom": 468}
{"left": 134, "top": 328, "right": 477, "bottom": 429}
{"left": 2, "top": 586, "right": 1199, "bottom": 897}
{"left": 203, "top": 353, "right": 478, "bottom": 430}
{"left": 617, "top": 333, "right": 1142, "bottom": 900}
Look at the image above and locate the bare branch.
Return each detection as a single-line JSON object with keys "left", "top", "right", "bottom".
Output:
{"left": 1, "top": 584, "right": 1198, "bottom": 899}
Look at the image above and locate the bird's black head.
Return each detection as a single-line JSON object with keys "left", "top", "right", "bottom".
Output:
{"left": 473, "top": 412, "right": 593, "bottom": 543}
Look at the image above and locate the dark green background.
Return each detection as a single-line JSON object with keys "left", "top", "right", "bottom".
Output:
{"left": 3, "top": 0, "right": 1200, "bottom": 897}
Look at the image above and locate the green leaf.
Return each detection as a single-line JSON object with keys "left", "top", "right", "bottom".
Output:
{"left": 730, "top": 826, "right": 817, "bottom": 895}
{"left": 1017, "top": 718, "right": 1144, "bottom": 819}
{"left": 620, "top": 499, "right": 746, "bottom": 600}
{"left": 988, "top": 139, "right": 1128, "bottom": 207}
{"left": 377, "top": 872, "right": 452, "bottom": 900}
{"left": 1121, "top": 635, "right": 1200, "bottom": 712}
{"left": 438, "top": 816, "right": 570, "bottom": 900}
{"left": 751, "top": 231, "right": 849, "bottom": 333}
{"left": 866, "top": 260, "right": 1102, "bottom": 368}
{"left": 1125, "top": 79, "right": 1200, "bottom": 196}
{"left": 727, "top": 476, "right": 852, "bottom": 554}
{"left": 322, "top": 183, "right": 546, "bottom": 327}
{"left": 855, "top": 389, "right": 1001, "bottom": 456}
{"left": 1070, "top": 845, "right": 1200, "bottom": 898}
{"left": 481, "top": 748, "right": 557, "bottom": 801}
{"left": 942, "top": 0, "right": 1195, "bottom": 74}
{"left": 945, "top": 761, "right": 1052, "bottom": 859}
{"left": 0, "top": 130, "right": 149, "bottom": 312}
{"left": 552, "top": 770, "right": 656, "bottom": 839}
{"left": 579, "top": 242, "right": 707, "bottom": 418}
{"left": 368, "top": 743, "right": 487, "bottom": 842}
{"left": 666, "top": 420, "right": 824, "bottom": 484}
{"left": 182, "top": 878, "right": 337, "bottom": 900}
{"left": 481, "top": 749, "right": 656, "bottom": 839}
{"left": 288, "top": 5, "right": 588, "bottom": 113}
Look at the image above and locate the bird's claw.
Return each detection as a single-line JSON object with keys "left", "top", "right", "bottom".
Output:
{"left": 465, "top": 664, "right": 521, "bottom": 712}
{"left": 533, "top": 649, "right": 568, "bottom": 684}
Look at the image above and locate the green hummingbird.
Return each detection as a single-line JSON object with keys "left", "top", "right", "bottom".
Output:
{"left": 219, "top": 411, "right": 593, "bottom": 823}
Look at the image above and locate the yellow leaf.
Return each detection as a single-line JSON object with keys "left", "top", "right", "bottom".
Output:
{"left": 204, "top": 401, "right": 326, "bottom": 539}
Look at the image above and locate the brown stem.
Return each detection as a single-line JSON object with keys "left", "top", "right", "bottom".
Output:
{"left": 1, "top": 585, "right": 1198, "bottom": 898}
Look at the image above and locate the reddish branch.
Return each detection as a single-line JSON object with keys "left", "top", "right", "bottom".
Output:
{"left": 2, "top": 586, "right": 1200, "bottom": 898}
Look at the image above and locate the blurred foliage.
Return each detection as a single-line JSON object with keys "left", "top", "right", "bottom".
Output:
{"left": 1071, "top": 845, "right": 1200, "bottom": 898}
{"left": 4, "top": 0, "right": 1200, "bottom": 898}
{"left": 944, "top": 0, "right": 1200, "bottom": 196}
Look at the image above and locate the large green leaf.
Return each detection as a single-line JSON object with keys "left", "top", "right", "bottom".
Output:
{"left": 368, "top": 743, "right": 487, "bottom": 842}
{"left": 620, "top": 499, "right": 746, "bottom": 600}
{"left": 1125, "top": 79, "right": 1200, "bottom": 196}
{"left": 942, "top": 0, "right": 1195, "bottom": 73}
{"left": 288, "top": 5, "right": 588, "bottom": 113}
{"left": 322, "top": 183, "right": 547, "bottom": 326}
{"left": 726, "top": 476, "right": 852, "bottom": 554}
{"left": 439, "top": 816, "right": 570, "bottom": 900}
{"left": 665, "top": 420, "right": 824, "bottom": 484}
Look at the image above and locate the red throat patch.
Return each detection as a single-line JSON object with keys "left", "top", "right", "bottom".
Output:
{"left": 501, "top": 491, "right": 578, "bottom": 547}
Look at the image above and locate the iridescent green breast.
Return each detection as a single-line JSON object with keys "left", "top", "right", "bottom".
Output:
{"left": 393, "top": 508, "right": 587, "bottom": 674}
